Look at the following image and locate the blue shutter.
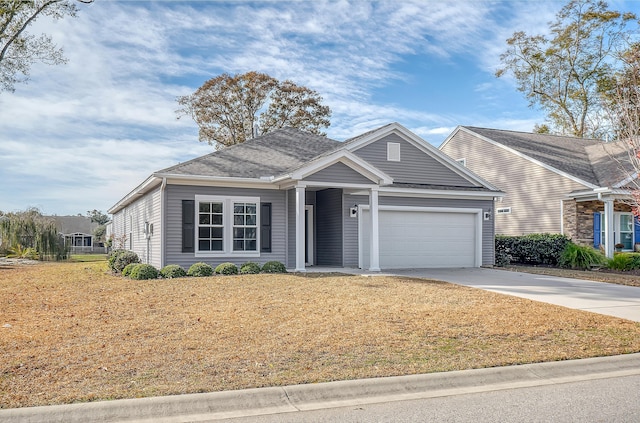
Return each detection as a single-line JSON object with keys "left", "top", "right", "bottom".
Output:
{"left": 634, "top": 215, "right": 640, "bottom": 248}
{"left": 593, "top": 212, "right": 601, "bottom": 248}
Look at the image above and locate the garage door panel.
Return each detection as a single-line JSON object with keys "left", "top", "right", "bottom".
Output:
{"left": 362, "top": 209, "right": 477, "bottom": 269}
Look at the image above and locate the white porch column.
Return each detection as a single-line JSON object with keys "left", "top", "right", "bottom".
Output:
{"left": 604, "top": 198, "right": 615, "bottom": 258}
{"left": 295, "top": 185, "right": 306, "bottom": 272}
{"left": 369, "top": 187, "right": 381, "bottom": 272}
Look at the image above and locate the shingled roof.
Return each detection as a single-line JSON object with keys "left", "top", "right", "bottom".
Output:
{"left": 463, "top": 127, "right": 633, "bottom": 188}
{"left": 158, "top": 127, "right": 342, "bottom": 178}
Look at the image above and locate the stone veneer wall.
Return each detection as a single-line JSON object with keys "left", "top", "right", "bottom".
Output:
{"left": 563, "top": 199, "right": 632, "bottom": 246}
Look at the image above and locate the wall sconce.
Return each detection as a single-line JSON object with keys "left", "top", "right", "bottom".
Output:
{"left": 483, "top": 210, "right": 492, "bottom": 221}
{"left": 350, "top": 205, "right": 358, "bottom": 218}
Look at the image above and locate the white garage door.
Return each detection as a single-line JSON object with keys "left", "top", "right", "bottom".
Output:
{"left": 361, "top": 208, "right": 479, "bottom": 269}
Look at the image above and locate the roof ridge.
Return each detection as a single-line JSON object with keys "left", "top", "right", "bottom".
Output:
{"left": 462, "top": 126, "right": 603, "bottom": 143}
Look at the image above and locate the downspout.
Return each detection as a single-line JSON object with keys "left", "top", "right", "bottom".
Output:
{"left": 160, "top": 177, "right": 167, "bottom": 268}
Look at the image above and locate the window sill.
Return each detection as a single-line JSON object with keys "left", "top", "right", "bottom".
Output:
{"left": 195, "top": 251, "right": 260, "bottom": 258}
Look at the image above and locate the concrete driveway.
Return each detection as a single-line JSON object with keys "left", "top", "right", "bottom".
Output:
{"left": 390, "top": 267, "right": 640, "bottom": 322}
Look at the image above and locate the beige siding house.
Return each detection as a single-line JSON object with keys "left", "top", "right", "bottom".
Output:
{"left": 440, "top": 126, "right": 640, "bottom": 258}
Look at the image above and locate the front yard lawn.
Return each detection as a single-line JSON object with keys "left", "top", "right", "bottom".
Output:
{"left": 2, "top": 261, "right": 640, "bottom": 408}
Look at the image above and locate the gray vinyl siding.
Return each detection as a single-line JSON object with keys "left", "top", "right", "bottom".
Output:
{"left": 109, "top": 188, "right": 162, "bottom": 268}
{"left": 343, "top": 194, "right": 366, "bottom": 267}
{"left": 316, "top": 189, "right": 343, "bottom": 266}
{"left": 165, "top": 185, "right": 286, "bottom": 269}
{"left": 352, "top": 134, "right": 477, "bottom": 187}
{"left": 303, "top": 162, "right": 373, "bottom": 185}
{"left": 342, "top": 194, "right": 495, "bottom": 267}
{"left": 441, "top": 130, "right": 588, "bottom": 235}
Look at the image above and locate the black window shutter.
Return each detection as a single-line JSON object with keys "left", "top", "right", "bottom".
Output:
{"left": 182, "top": 200, "right": 195, "bottom": 253}
{"left": 261, "top": 203, "right": 272, "bottom": 252}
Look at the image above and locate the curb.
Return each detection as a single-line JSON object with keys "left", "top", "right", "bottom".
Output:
{"left": 2, "top": 353, "right": 640, "bottom": 423}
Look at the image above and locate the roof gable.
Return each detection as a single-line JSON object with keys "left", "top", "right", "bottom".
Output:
{"left": 344, "top": 122, "right": 500, "bottom": 191}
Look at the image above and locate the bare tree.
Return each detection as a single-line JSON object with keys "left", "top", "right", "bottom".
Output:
{"left": 0, "top": 0, "right": 91, "bottom": 93}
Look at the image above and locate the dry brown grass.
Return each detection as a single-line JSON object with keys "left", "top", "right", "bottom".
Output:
{"left": 2, "top": 262, "right": 640, "bottom": 409}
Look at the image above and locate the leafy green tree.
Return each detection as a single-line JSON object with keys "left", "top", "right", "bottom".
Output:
{"left": 0, "top": 0, "right": 91, "bottom": 93}
{"left": 86, "top": 209, "right": 109, "bottom": 225}
{"left": 177, "top": 71, "right": 331, "bottom": 149}
{"left": 496, "top": 0, "right": 636, "bottom": 138}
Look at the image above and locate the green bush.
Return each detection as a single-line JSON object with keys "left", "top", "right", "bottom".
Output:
{"left": 107, "top": 249, "right": 140, "bottom": 273}
{"left": 261, "top": 261, "right": 287, "bottom": 273}
{"left": 607, "top": 253, "right": 640, "bottom": 271}
{"left": 495, "top": 234, "right": 571, "bottom": 266}
{"left": 122, "top": 262, "right": 139, "bottom": 277}
{"left": 215, "top": 262, "right": 238, "bottom": 275}
{"left": 187, "top": 262, "right": 213, "bottom": 277}
{"left": 240, "top": 262, "right": 261, "bottom": 274}
{"left": 160, "top": 264, "right": 187, "bottom": 279}
{"left": 558, "top": 243, "right": 607, "bottom": 270}
{"left": 129, "top": 264, "right": 159, "bottom": 280}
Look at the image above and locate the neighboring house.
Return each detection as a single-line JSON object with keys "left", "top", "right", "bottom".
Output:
{"left": 440, "top": 126, "right": 640, "bottom": 257}
{"left": 52, "top": 215, "right": 103, "bottom": 253}
{"left": 108, "top": 123, "right": 503, "bottom": 271}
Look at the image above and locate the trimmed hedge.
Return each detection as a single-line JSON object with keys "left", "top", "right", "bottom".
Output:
{"left": 215, "top": 262, "right": 238, "bottom": 275}
{"left": 187, "top": 262, "right": 213, "bottom": 277}
{"left": 160, "top": 264, "right": 187, "bottom": 279}
{"left": 261, "top": 261, "right": 287, "bottom": 273}
{"left": 129, "top": 264, "right": 159, "bottom": 280}
{"left": 495, "top": 234, "right": 571, "bottom": 267}
{"left": 240, "top": 262, "right": 261, "bottom": 274}
{"left": 108, "top": 249, "right": 140, "bottom": 273}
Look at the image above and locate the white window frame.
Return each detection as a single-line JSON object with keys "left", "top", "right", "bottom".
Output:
{"left": 387, "top": 142, "right": 401, "bottom": 162}
{"left": 195, "top": 195, "right": 260, "bottom": 257}
{"left": 601, "top": 212, "right": 634, "bottom": 251}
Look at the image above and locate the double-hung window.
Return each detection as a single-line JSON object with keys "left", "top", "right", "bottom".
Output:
{"left": 195, "top": 195, "right": 259, "bottom": 256}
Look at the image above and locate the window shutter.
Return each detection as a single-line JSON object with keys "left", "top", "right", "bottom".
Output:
{"left": 593, "top": 212, "right": 601, "bottom": 248}
{"left": 261, "top": 203, "right": 272, "bottom": 252}
{"left": 182, "top": 200, "right": 195, "bottom": 253}
{"left": 635, "top": 215, "right": 640, "bottom": 248}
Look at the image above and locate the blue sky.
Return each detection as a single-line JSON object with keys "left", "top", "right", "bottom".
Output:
{"left": 0, "top": 0, "right": 636, "bottom": 216}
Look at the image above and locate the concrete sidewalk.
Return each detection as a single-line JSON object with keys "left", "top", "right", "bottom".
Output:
{"left": 2, "top": 353, "right": 640, "bottom": 423}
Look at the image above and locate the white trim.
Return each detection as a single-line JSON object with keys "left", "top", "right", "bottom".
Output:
{"left": 448, "top": 127, "right": 600, "bottom": 190}
{"left": 295, "top": 185, "right": 306, "bottom": 272}
{"left": 194, "top": 195, "right": 260, "bottom": 258}
{"left": 286, "top": 150, "right": 393, "bottom": 185}
{"left": 305, "top": 205, "right": 314, "bottom": 266}
{"left": 456, "top": 158, "right": 467, "bottom": 167}
{"left": 359, "top": 186, "right": 502, "bottom": 200}
{"left": 369, "top": 188, "right": 380, "bottom": 272}
{"left": 358, "top": 205, "right": 483, "bottom": 269}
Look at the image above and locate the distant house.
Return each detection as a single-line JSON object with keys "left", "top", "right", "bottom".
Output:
{"left": 440, "top": 126, "right": 640, "bottom": 257}
{"left": 52, "top": 215, "right": 103, "bottom": 253}
{"left": 108, "top": 123, "right": 502, "bottom": 271}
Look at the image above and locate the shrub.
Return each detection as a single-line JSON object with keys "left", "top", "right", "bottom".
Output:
{"left": 122, "top": 262, "right": 139, "bottom": 277}
{"left": 187, "top": 262, "right": 213, "bottom": 277}
{"left": 215, "top": 262, "right": 238, "bottom": 275}
{"left": 160, "top": 264, "right": 187, "bottom": 279}
{"left": 607, "top": 253, "right": 640, "bottom": 271}
{"left": 108, "top": 249, "right": 140, "bottom": 273}
{"left": 240, "top": 262, "right": 261, "bottom": 274}
{"left": 261, "top": 261, "right": 287, "bottom": 273}
{"left": 129, "top": 264, "right": 159, "bottom": 280}
{"left": 558, "top": 243, "right": 607, "bottom": 270}
{"left": 495, "top": 234, "right": 571, "bottom": 266}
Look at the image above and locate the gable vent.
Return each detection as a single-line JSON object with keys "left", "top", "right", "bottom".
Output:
{"left": 387, "top": 142, "right": 401, "bottom": 161}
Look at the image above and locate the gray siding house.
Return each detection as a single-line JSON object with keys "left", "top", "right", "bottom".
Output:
{"left": 440, "top": 126, "right": 640, "bottom": 257}
{"left": 108, "top": 123, "right": 502, "bottom": 271}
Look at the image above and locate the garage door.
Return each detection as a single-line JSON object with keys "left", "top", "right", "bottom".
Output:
{"left": 361, "top": 208, "right": 479, "bottom": 269}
